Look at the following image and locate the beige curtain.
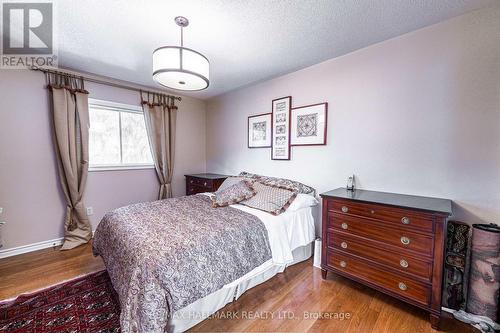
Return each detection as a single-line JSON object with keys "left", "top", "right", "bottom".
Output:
{"left": 141, "top": 92, "right": 178, "bottom": 200}
{"left": 47, "top": 73, "right": 92, "bottom": 250}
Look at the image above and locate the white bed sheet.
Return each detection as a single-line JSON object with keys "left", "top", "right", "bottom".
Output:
{"left": 170, "top": 197, "right": 317, "bottom": 332}
{"left": 219, "top": 203, "right": 316, "bottom": 289}
{"left": 232, "top": 201, "right": 315, "bottom": 264}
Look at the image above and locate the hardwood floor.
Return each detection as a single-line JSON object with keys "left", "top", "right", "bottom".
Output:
{"left": 0, "top": 243, "right": 475, "bottom": 333}
{"left": 0, "top": 242, "right": 104, "bottom": 300}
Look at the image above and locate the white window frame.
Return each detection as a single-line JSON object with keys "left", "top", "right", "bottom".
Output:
{"left": 88, "top": 98, "right": 154, "bottom": 172}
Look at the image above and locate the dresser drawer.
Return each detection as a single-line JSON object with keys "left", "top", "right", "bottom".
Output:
{"left": 186, "top": 184, "right": 209, "bottom": 195}
{"left": 328, "top": 199, "right": 434, "bottom": 233}
{"left": 328, "top": 250, "right": 431, "bottom": 306}
{"left": 187, "top": 177, "right": 213, "bottom": 188}
{"left": 185, "top": 174, "right": 228, "bottom": 196}
{"left": 327, "top": 231, "right": 433, "bottom": 281}
{"left": 328, "top": 213, "right": 434, "bottom": 258}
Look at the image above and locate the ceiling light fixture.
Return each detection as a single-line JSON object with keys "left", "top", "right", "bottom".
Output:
{"left": 152, "top": 16, "right": 209, "bottom": 91}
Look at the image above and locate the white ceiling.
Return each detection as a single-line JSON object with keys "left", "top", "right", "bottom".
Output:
{"left": 57, "top": 0, "right": 496, "bottom": 99}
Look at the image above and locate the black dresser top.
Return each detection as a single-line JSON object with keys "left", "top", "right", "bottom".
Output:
{"left": 320, "top": 188, "right": 452, "bottom": 215}
{"left": 185, "top": 173, "right": 230, "bottom": 180}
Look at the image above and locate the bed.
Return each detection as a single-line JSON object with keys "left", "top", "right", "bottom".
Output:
{"left": 93, "top": 182, "right": 316, "bottom": 333}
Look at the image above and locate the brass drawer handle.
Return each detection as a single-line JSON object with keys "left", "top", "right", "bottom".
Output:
{"left": 340, "top": 261, "right": 347, "bottom": 268}
{"left": 401, "top": 217, "right": 410, "bottom": 225}
{"left": 400, "top": 259, "right": 409, "bottom": 268}
{"left": 341, "top": 223, "right": 348, "bottom": 230}
{"left": 204, "top": 182, "right": 207, "bottom": 186}
{"left": 341, "top": 206, "right": 348, "bottom": 213}
{"left": 398, "top": 282, "right": 407, "bottom": 291}
{"left": 400, "top": 236, "right": 410, "bottom": 245}
{"left": 341, "top": 242, "right": 348, "bottom": 249}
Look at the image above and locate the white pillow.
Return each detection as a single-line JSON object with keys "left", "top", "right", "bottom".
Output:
{"left": 287, "top": 193, "right": 318, "bottom": 212}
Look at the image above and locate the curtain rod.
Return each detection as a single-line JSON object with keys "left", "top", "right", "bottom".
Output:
{"left": 30, "top": 66, "right": 182, "bottom": 101}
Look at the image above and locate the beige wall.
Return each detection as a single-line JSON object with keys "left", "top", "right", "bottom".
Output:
{"left": 206, "top": 7, "right": 500, "bottom": 233}
{"left": 1, "top": 6, "right": 498, "bottom": 251}
{"left": 0, "top": 70, "right": 206, "bottom": 250}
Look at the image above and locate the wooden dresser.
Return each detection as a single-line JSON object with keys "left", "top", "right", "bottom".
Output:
{"left": 185, "top": 173, "right": 229, "bottom": 196}
{"left": 320, "top": 188, "right": 452, "bottom": 329}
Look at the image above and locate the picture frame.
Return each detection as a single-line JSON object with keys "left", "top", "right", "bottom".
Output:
{"left": 271, "top": 96, "right": 292, "bottom": 160}
{"left": 290, "top": 102, "right": 328, "bottom": 146}
{"left": 248, "top": 113, "right": 272, "bottom": 148}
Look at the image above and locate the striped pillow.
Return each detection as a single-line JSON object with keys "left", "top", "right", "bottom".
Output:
{"left": 240, "top": 182, "right": 297, "bottom": 215}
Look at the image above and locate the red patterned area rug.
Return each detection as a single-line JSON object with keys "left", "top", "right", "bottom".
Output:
{"left": 0, "top": 270, "right": 121, "bottom": 333}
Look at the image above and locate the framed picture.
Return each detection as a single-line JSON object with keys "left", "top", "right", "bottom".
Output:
{"left": 290, "top": 102, "right": 328, "bottom": 146}
{"left": 248, "top": 113, "right": 272, "bottom": 148}
{"left": 271, "top": 96, "right": 291, "bottom": 160}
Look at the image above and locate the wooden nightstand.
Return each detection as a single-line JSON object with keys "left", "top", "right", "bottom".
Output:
{"left": 185, "top": 173, "right": 229, "bottom": 196}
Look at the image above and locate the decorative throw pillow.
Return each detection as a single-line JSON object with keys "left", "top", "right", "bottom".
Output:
{"left": 238, "top": 171, "right": 315, "bottom": 196}
{"left": 238, "top": 171, "right": 261, "bottom": 179}
{"left": 212, "top": 180, "right": 256, "bottom": 207}
{"left": 216, "top": 176, "right": 254, "bottom": 193}
{"left": 240, "top": 182, "right": 297, "bottom": 215}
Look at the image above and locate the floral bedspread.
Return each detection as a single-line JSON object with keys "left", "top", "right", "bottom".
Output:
{"left": 93, "top": 194, "right": 272, "bottom": 333}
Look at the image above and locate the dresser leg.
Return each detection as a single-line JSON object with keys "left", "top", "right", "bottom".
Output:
{"left": 430, "top": 313, "right": 440, "bottom": 330}
{"left": 321, "top": 269, "right": 327, "bottom": 279}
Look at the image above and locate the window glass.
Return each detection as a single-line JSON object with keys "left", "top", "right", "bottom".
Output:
{"left": 88, "top": 100, "right": 153, "bottom": 169}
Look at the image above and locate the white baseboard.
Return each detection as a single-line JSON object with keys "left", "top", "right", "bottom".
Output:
{"left": 0, "top": 237, "right": 64, "bottom": 259}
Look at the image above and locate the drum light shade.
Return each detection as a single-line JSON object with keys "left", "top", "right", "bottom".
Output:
{"left": 153, "top": 46, "right": 209, "bottom": 91}
{"left": 152, "top": 17, "right": 210, "bottom": 91}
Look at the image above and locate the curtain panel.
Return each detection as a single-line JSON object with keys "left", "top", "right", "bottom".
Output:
{"left": 141, "top": 92, "right": 178, "bottom": 200}
{"left": 46, "top": 73, "right": 92, "bottom": 250}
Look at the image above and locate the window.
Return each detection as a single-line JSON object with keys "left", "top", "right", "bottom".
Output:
{"left": 89, "top": 99, "right": 153, "bottom": 170}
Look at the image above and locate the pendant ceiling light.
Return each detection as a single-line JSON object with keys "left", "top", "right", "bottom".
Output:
{"left": 152, "top": 16, "right": 209, "bottom": 91}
